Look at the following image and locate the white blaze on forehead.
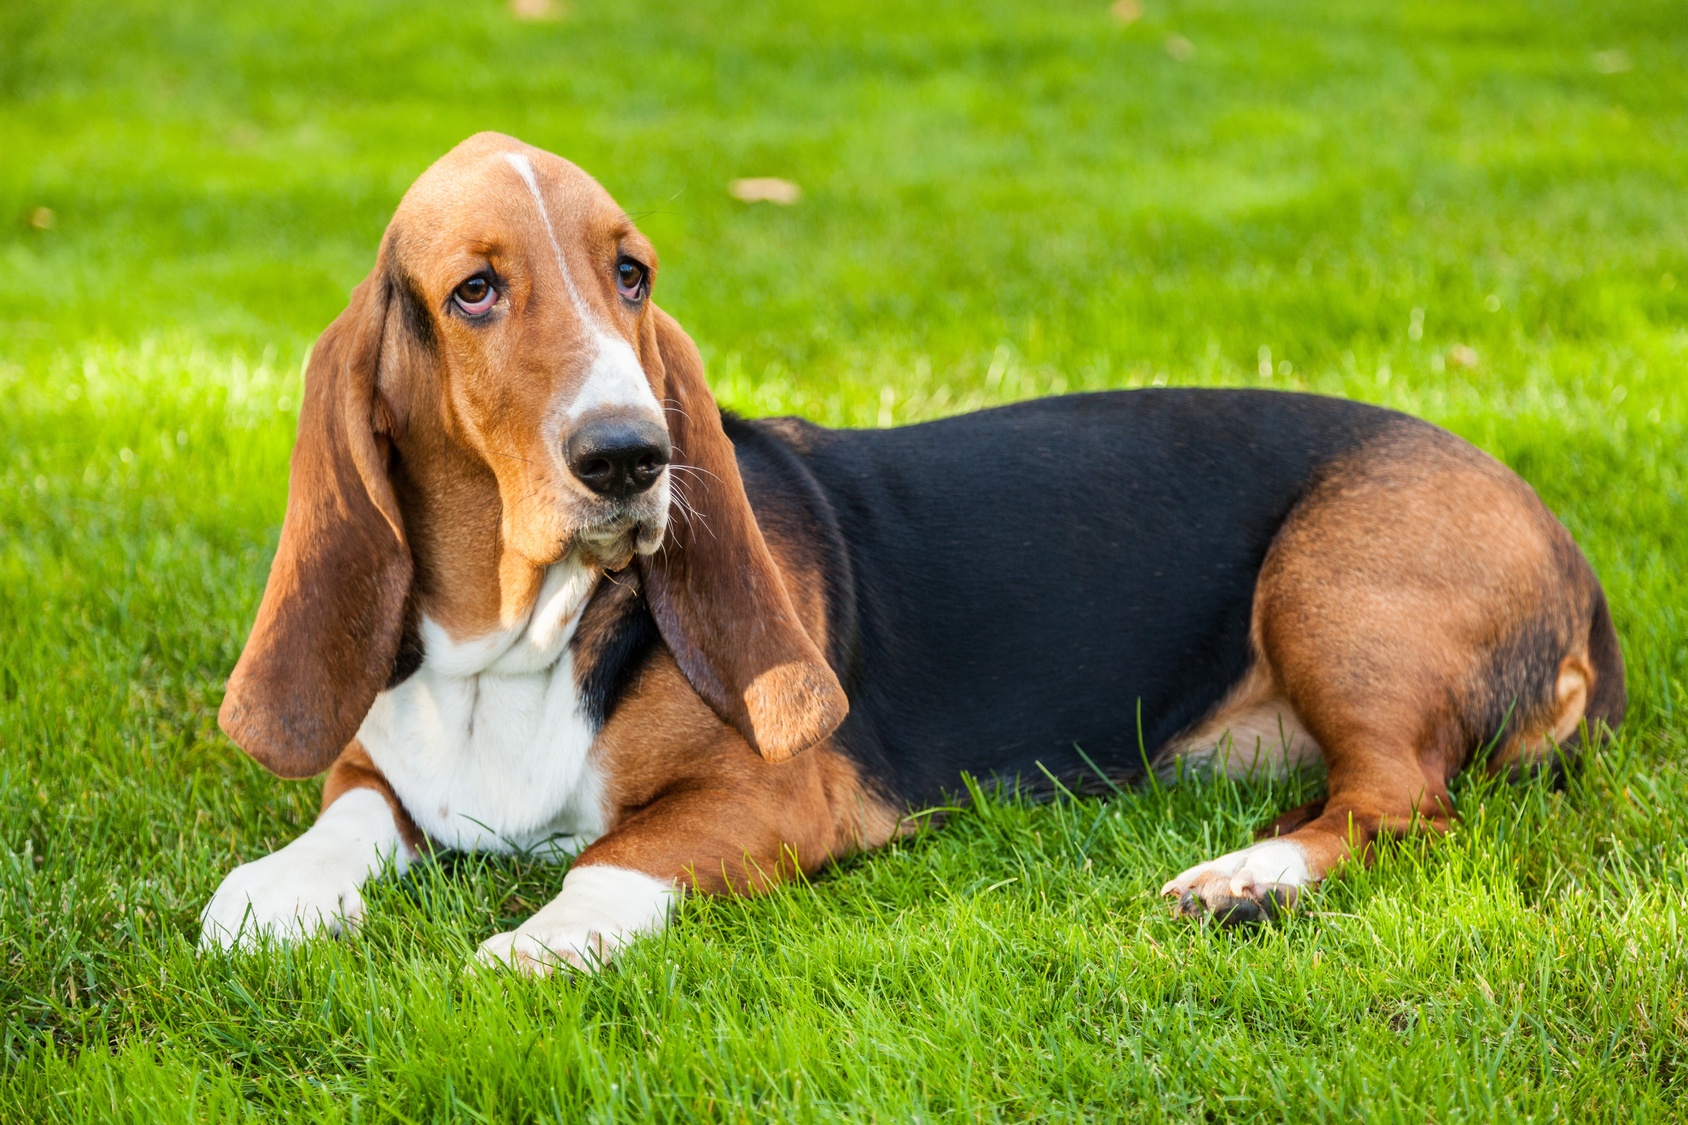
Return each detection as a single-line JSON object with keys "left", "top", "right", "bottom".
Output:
{"left": 502, "top": 151, "right": 597, "bottom": 326}
{"left": 499, "top": 151, "right": 663, "bottom": 422}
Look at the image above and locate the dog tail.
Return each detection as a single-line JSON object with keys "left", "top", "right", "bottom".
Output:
{"left": 1578, "top": 583, "right": 1628, "bottom": 744}
{"left": 1486, "top": 580, "right": 1626, "bottom": 780}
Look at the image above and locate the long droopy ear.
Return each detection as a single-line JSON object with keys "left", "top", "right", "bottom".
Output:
{"left": 218, "top": 272, "right": 412, "bottom": 779}
{"left": 638, "top": 306, "right": 848, "bottom": 763}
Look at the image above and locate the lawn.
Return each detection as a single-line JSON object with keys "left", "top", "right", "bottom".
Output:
{"left": 2, "top": 0, "right": 1686, "bottom": 1119}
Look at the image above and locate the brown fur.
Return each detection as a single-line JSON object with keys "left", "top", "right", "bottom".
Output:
{"left": 1160, "top": 662, "right": 1322, "bottom": 779}
{"left": 322, "top": 743, "right": 427, "bottom": 855}
{"left": 231, "top": 134, "right": 1623, "bottom": 935}
{"left": 637, "top": 309, "right": 848, "bottom": 763}
{"left": 218, "top": 269, "right": 416, "bottom": 778}
{"left": 556, "top": 525, "right": 892, "bottom": 891}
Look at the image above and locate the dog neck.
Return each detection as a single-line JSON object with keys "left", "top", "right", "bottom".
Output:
{"left": 415, "top": 558, "right": 599, "bottom": 678}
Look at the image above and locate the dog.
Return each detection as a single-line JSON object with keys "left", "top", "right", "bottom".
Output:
{"left": 199, "top": 133, "right": 1625, "bottom": 972}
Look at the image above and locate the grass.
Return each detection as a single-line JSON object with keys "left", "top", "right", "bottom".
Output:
{"left": 2, "top": 0, "right": 1686, "bottom": 1119}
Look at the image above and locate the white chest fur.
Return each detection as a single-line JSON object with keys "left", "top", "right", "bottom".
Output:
{"left": 356, "top": 561, "right": 606, "bottom": 857}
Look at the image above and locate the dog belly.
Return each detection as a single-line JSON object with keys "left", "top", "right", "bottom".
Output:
{"left": 1156, "top": 663, "right": 1325, "bottom": 779}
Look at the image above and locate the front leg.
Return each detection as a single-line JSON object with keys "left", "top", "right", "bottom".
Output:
{"left": 473, "top": 782, "right": 841, "bottom": 976}
{"left": 200, "top": 744, "right": 421, "bottom": 950}
{"left": 473, "top": 648, "right": 902, "bottom": 977}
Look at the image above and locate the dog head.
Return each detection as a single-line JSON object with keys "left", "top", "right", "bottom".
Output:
{"left": 219, "top": 133, "right": 846, "bottom": 778}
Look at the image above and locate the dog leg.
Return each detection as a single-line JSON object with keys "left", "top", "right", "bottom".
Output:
{"left": 473, "top": 864, "right": 677, "bottom": 975}
{"left": 1164, "top": 422, "right": 1608, "bottom": 925}
{"left": 1162, "top": 744, "right": 1451, "bottom": 924}
{"left": 199, "top": 788, "right": 413, "bottom": 949}
{"left": 200, "top": 743, "right": 421, "bottom": 951}
{"left": 472, "top": 780, "right": 852, "bottom": 976}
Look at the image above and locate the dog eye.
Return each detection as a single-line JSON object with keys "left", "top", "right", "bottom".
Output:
{"left": 453, "top": 275, "right": 497, "bottom": 316}
{"left": 615, "top": 259, "right": 646, "bottom": 301}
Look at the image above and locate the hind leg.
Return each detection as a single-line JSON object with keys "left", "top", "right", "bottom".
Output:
{"left": 1160, "top": 615, "right": 1466, "bottom": 925}
{"left": 1163, "top": 648, "right": 1599, "bottom": 925}
{"left": 1161, "top": 701, "right": 1456, "bottom": 924}
{"left": 1162, "top": 420, "right": 1611, "bottom": 924}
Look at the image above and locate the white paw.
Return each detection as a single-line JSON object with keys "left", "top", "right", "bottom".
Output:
{"left": 1160, "top": 838, "right": 1313, "bottom": 925}
{"left": 199, "top": 848, "right": 367, "bottom": 950}
{"left": 474, "top": 925, "right": 607, "bottom": 976}
{"left": 472, "top": 865, "right": 676, "bottom": 978}
{"left": 198, "top": 789, "right": 410, "bottom": 952}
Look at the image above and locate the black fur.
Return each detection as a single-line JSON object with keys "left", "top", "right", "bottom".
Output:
{"left": 580, "top": 388, "right": 1612, "bottom": 808}
{"left": 389, "top": 264, "right": 438, "bottom": 355}
{"left": 572, "top": 572, "right": 663, "bottom": 730}
{"left": 385, "top": 605, "right": 426, "bottom": 689}
{"left": 1582, "top": 584, "right": 1628, "bottom": 736}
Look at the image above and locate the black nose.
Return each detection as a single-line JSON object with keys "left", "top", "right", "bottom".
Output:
{"left": 566, "top": 416, "right": 671, "bottom": 499}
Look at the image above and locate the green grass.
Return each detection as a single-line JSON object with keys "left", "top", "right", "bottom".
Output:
{"left": 3, "top": 0, "right": 1687, "bottom": 1119}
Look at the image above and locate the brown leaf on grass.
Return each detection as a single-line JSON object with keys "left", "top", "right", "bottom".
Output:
{"left": 1592, "top": 49, "right": 1631, "bottom": 74}
{"left": 729, "top": 177, "right": 802, "bottom": 205}
{"left": 1109, "top": 0, "right": 1143, "bottom": 25}
{"left": 29, "top": 207, "right": 55, "bottom": 229}
{"left": 1448, "top": 344, "right": 1479, "bottom": 369}
{"left": 510, "top": 0, "right": 564, "bottom": 22}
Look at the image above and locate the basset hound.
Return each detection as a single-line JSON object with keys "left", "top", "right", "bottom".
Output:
{"left": 199, "top": 133, "right": 1626, "bottom": 972}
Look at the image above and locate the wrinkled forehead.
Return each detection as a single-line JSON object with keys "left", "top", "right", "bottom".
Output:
{"left": 387, "top": 135, "right": 633, "bottom": 267}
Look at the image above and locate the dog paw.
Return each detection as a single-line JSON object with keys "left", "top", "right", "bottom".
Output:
{"left": 1160, "top": 838, "right": 1312, "bottom": 926}
{"left": 470, "top": 864, "right": 677, "bottom": 978}
{"left": 474, "top": 925, "right": 606, "bottom": 976}
{"left": 199, "top": 847, "right": 367, "bottom": 950}
{"left": 197, "top": 789, "right": 408, "bottom": 952}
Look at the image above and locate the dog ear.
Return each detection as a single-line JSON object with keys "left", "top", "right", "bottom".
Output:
{"left": 218, "top": 270, "right": 413, "bottom": 779}
{"left": 637, "top": 306, "right": 848, "bottom": 763}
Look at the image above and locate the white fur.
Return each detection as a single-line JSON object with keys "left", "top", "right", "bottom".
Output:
{"left": 199, "top": 788, "right": 410, "bottom": 950}
{"left": 475, "top": 864, "right": 676, "bottom": 975}
{"left": 1160, "top": 838, "right": 1313, "bottom": 901}
{"left": 358, "top": 559, "right": 605, "bottom": 857}
{"left": 502, "top": 151, "right": 595, "bottom": 324}
{"left": 1168, "top": 719, "right": 1323, "bottom": 781}
{"left": 500, "top": 151, "right": 663, "bottom": 423}
{"left": 567, "top": 335, "right": 665, "bottom": 419}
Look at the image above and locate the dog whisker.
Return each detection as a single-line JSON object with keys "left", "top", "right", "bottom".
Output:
{"left": 484, "top": 447, "right": 542, "bottom": 467}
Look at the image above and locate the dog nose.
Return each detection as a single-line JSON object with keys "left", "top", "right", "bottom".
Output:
{"left": 566, "top": 416, "right": 672, "bottom": 498}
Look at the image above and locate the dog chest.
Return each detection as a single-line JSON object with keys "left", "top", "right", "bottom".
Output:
{"left": 356, "top": 562, "right": 607, "bottom": 856}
